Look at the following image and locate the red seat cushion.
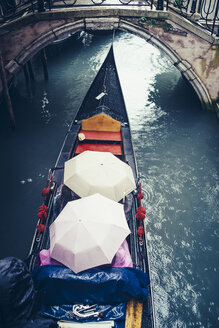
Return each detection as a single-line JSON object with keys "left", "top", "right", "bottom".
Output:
{"left": 79, "top": 130, "right": 122, "bottom": 141}
{"left": 75, "top": 143, "right": 122, "bottom": 155}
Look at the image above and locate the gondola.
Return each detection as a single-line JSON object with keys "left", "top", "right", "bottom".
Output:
{"left": 27, "top": 45, "right": 156, "bottom": 328}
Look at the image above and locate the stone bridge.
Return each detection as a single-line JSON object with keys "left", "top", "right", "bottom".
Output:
{"left": 0, "top": 2, "right": 218, "bottom": 113}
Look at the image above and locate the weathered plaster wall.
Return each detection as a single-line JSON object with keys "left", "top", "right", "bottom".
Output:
{"left": 0, "top": 19, "right": 67, "bottom": 62}
{"left": 137, "top": 19, "right": 219, "bottom": 102}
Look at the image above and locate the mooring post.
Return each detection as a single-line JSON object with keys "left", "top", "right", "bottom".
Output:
{"left": 41, "top": 48, "right": 48, "bottom": 80}
{"left": 0, "top": 53, "right": 16, "bottom": 128}
{"left": 156, "top": 0, "right": 164, "bottom": 10}
{"left": 38, "top": 0, "right": 45, "bottom": 12}
{"left": 27, "top": 60, "right": 35, "bottom": 81}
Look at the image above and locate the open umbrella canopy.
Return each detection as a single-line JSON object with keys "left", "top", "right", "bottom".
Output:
{"left": 49, "top": 193, "right": 131, "bottom": 273}
{"left": 64, "top": 151, "right": 136, "bottom": 202}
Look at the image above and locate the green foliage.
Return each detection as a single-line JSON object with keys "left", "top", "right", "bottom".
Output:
{"left": 140, "top": 16, "right": 147, "bottom": 22}
{"left": 175, "top": 0, "right": 182, "bottom": 6}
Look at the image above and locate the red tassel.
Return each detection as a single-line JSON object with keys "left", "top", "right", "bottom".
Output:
{"left": 136, "top": 212, "right": 146, "bottom": 221}
{"left": 37, "top": 210, "right": 47, "bottom": 221}
{"left": 42, "top": 188, "right": 50, "bottom": 198}
{"left": 137, "top": 193, "right": 144, "bottom": 200}
{"left": 38, "top": 204, "right": 48, "bottom": 212}
{"left": 37, "top": 223, "right": 45, "bottom": 233}
{"left": 137, "top": 226, "right": 144, "bottom": 236}
{"left": 137, "top": 206, "right": 146, "bottom": 214}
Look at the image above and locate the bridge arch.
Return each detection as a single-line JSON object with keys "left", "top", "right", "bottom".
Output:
{"left": 3, "top": 17, "right": 214, "bottom": 110}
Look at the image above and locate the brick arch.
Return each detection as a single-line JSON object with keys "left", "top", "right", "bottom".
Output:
{"left": 4, "top": 17, "right": 212, "bottom": 110}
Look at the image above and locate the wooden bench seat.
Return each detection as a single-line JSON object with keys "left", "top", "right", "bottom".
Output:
{"left": 75, "top": 143, "right": 122, "bottom": 155}
{"left": 79, "top": 130, "right": 122, "bottom": 141}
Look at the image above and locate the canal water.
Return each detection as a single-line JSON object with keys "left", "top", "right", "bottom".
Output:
{"left": 0, "top": 32, "right": 218, "bottom": 327}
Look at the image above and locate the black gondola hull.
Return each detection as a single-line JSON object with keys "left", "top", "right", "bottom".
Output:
{"left": 28, "top": 45, "right": 156, "bottom": 328}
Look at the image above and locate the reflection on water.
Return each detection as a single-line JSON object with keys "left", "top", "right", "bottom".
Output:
{"left": 1, "top": 32, "right": 219, "bottom": 328}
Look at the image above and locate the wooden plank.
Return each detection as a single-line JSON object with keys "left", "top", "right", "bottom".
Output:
{"left": 82, "top": 113, "right": 121, "bottom": 132}
{"left": 79, "top": 130, "right": 122, "bottom": 141}
{"left": 125, "top": 299, "right": 143, "bottom": 328}
{"left": 0, "top": 53, "right": 16, "bottom": 128}
{"left": 75, "top": 143, "right": 122, "bottom": 155}
{"left": 41, "top": 48, "right": 48, "bottom": 80}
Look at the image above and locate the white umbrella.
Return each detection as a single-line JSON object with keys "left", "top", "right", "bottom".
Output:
{"left": 64, "top": 151, "right": 136, "bottom": 202}
{"left": 49, "top": 193, "right": 131, "bottom": 273}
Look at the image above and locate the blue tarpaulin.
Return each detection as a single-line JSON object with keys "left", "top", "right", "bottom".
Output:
{"left": 32, "top": 265, "right": 150, "bottom": 305}
{"left": 32, "top": 265, "right": 150, "bottom": 328}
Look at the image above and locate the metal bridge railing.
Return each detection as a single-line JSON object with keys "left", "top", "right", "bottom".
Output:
{"left": 0, "top": 0, "right": 218, "bottom": 36}
{"left": 167, "top": 0, "right": 219, "bottom": 35}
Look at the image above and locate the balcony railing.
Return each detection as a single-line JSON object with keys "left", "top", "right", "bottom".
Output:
{"left": 0, "top": 0, "right": 218, "bottom": 36}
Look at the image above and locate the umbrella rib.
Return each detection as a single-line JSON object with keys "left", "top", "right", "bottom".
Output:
{"left": 81, "top": 222, "right": 112, "bottom": 263}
